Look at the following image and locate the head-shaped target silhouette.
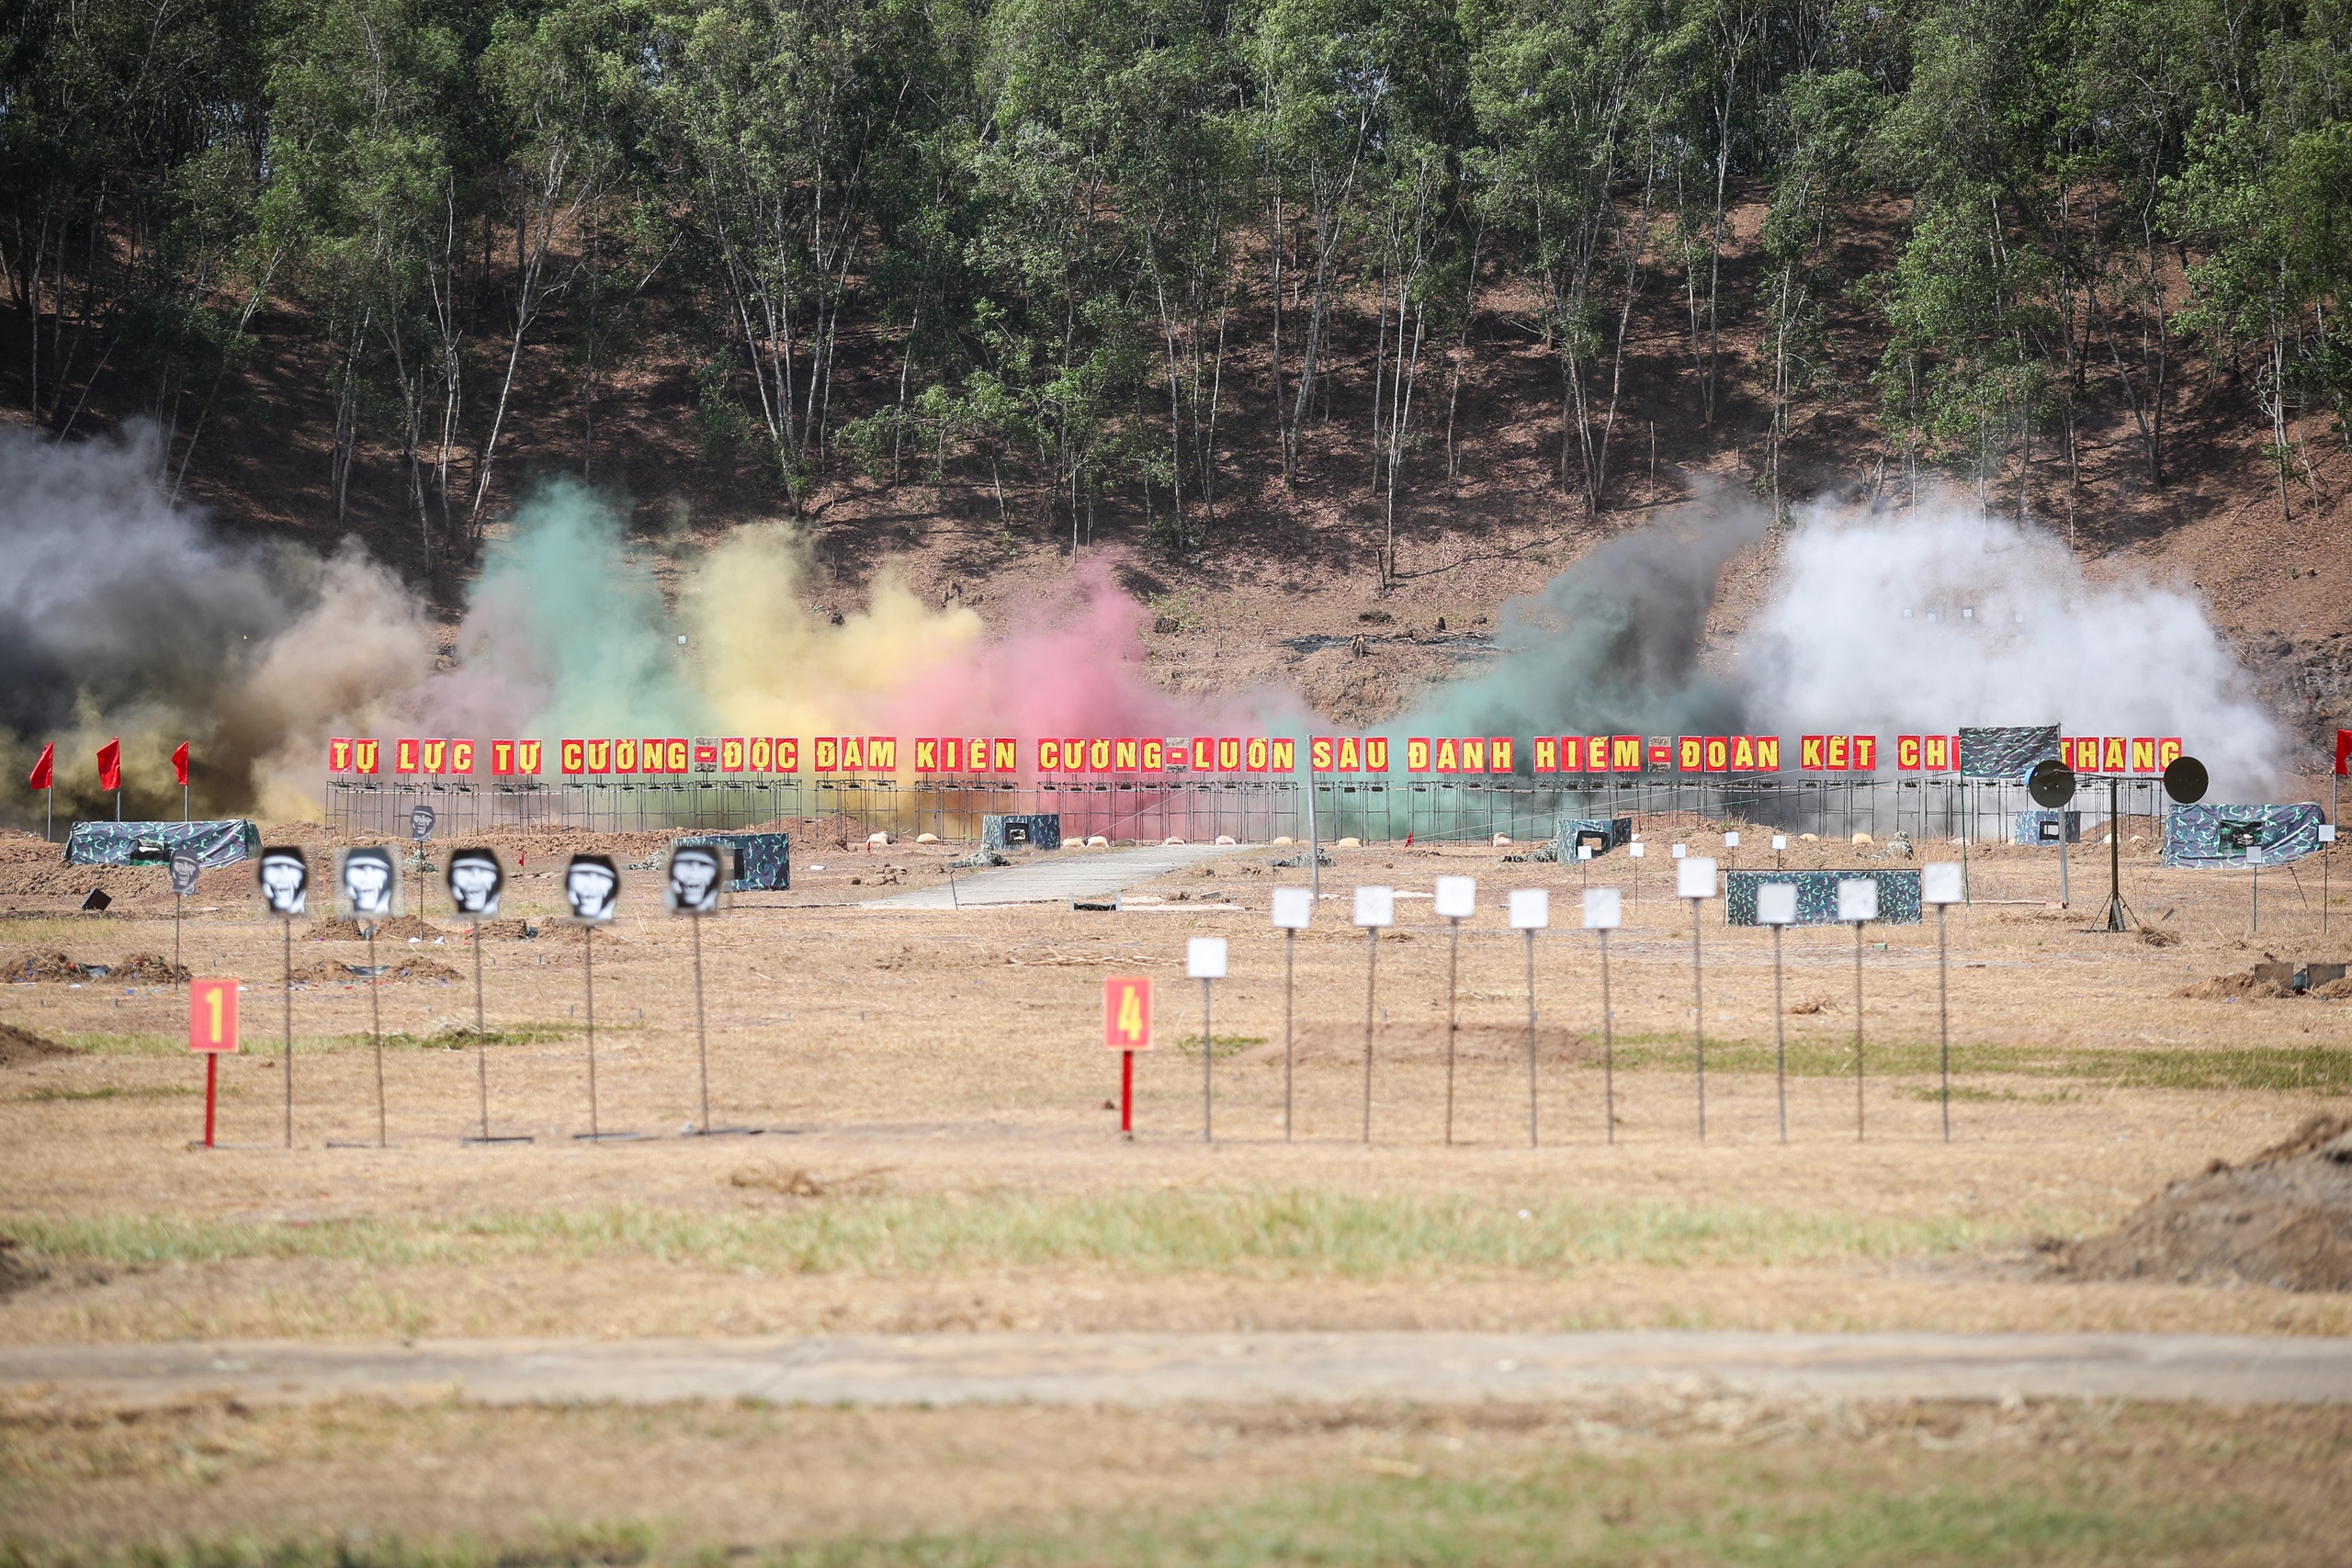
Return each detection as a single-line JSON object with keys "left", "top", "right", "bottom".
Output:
{"left": 409, "top": 804, "right": 436, "bottom": 840}
{"left": 341, "top": 847, "right": 397, "bottom": 919}
{"left": 446, "top": 848, "right": 503, "bottom": 919}
{"left": 664, "top": 843, "right": 725, "bottom": 916}
{"left": 2028, "top": 759, "right": 2076, "bottom": 808}
{"left": 2163, "top": 755, "right": 2209, "bottom": 805}
{"left": 167, "top": 848, "right": 202, "bottom": 898}
{"left": 565, "top": 854, "right": 620, "bottom": 923}
{"left": 256, "top": 847, "right": 309, "bottom": 918}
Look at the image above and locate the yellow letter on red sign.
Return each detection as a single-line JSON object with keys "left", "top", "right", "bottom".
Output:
{"left": 1103, "top": 976, "right": 1152, "bottom": 1051}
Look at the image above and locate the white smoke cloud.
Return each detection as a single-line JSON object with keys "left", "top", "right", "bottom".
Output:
{"left": 1737, "top": 498, "right": 2282, "bottom": 795}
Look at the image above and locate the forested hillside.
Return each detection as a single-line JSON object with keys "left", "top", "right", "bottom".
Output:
{"left": 6, "top": 0, "right": 2350, "bottom": 748}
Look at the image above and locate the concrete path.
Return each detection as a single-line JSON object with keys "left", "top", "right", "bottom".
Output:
{"left": 876, "top": 841, "right": 1251, "bottom": 909}
{"left": 6, "top": 1332, "right": 2349, "bottom": 1409}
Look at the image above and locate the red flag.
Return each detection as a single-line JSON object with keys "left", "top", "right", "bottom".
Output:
{"left": 28, "top": 743, "right": 52, "bottom": 791}
{"left": 172, "top": 742, "right": 190, "bottom": 786}
{"left": 2337, "top": 728, "right": 2351, "bottom": 777}
{"left": 96, "top": 739, "right": 121, "bottom": 793}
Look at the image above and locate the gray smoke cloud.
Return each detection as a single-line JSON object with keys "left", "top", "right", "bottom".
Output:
{"left": 1738, "top": 499, "right": 2285, "bottom": 795}
{"left": 1399, "top": 493, "right": 1769, "bottom": 739}
{"left": 0, "top": 424, "right": 431, "bottom": 820}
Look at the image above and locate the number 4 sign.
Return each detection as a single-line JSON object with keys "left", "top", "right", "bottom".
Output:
{"left": 189, "top": 979, "right": 238, "bottom": 1148}
{"left": 1103, "top": 976, "right": 1151, "bottom": 1138}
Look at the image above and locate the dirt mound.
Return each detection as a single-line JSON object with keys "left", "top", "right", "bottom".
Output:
{"left": 4, "top": 951, "right": 93, "bottom": 982}
{"left": 0, "top": 1023, "right": 78, "bottom": 1068}
{"left": 309, "top": 915, "right": 449, "bottom": 943}
{"left": 289, "top": 956, "right": 465, "bottom": 984}
{"left": 2316, "top": 976, "right": 2352, "bottom": 999}
{"left": 110, "top": 953, "right": 192, "bottom": 983}
{"left": 2177, "top": 971, "right": 2292, "bottom": 1000}
{"left": 2057, "top": 1115, "right": 2352, "bottom": 1292}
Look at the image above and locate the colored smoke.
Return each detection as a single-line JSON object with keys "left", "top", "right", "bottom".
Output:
{"left": 0, "top": 426, "right": 2295, "bottom": 824}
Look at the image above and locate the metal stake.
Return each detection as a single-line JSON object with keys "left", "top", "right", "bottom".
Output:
{"left": 473, "top": 919, "right": 489, "bottom": 1139}
{"left": 281, "top": 918, "right": 293, "bottom": 1148}
{"left": 1937, "top": 904, "right": 1951, "bottom": 1142}
{"left": 368, "top": 927, "right": 385, "bottom": 1146}
{"left": 585, "top": 925, "right": 600, "bottom": 1137}
{"left": 1599, "top": 928, "right": 1615, "bottom": 1145}
{"left": 1690, "top": 898, "right": 1705, "bottom": 1141}
{"left": 1523, "top": 925, "right": 1538, "bottom": 1149}
{"left": 1852, "top": 919, "right": 1866, "bottom": 1141}
{"left": 1362, "top": 925, "right": 1378, "bottom": 1144}
{"left": 1772, "top": 922, "right": 1787, "bottom": 1144}
{"left": 1200, "top": 976, "right": 1214, "bottom": 1144}
{"left": 1444, "top": 915, "right": 1461, "bottom": 1145}
{"left": 693, "top": 912, "right": 711, "bottom": 1132}
{"left": 1283, "top": 927, "right": 1295, "bottom": 1141}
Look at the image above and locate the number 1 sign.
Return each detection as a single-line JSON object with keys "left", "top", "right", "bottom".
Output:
{"left": 1103, "top": 976, "right": 1152, "bottom": 1138}
{"left": 188, "top": 979, "right": 238, "bottom": 1149}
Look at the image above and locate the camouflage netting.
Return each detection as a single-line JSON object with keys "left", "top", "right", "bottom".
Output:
{"left": 1726, "top": 869, "right": 1924, "bottom": 926}
{"left": 2012, "top": 809, "right": 2084, "bottom": 845}
{"left": 1553, "top": 816, "right": 1634, "bottom": 857}
{"left": 2162, "top": 804, "right": 2327, "bottom": 868}
{"left": 675, "top": 832, "right": 791, "bottom": 890}
{"left": 1959, "top": 725, "right": 2061, "bottom": 781}
{"left": 62, "top": 820, "right": 258, "bottom": 869}
{"left": 984, "top": 814, "right": 1062, "bottom": 852}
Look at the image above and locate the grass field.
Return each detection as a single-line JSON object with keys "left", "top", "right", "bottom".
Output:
{"left": 4, "top": 830, "right": 2348, "bottom": 1559}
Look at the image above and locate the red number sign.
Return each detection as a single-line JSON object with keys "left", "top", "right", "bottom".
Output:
{"left": 188, "top": 979, "right": 239, "bottom": 1053}
{"left": 1103, "top": 976, "right": 1151, "bottom": 1052}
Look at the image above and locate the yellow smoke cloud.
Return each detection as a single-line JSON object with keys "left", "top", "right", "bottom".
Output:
{"left": 685, "top": 525, "right": 982, "bottom": 734}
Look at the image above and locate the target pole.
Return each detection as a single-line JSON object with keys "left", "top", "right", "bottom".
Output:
{"left": 1200, "top": 976, "right": 1213, "bottom": 1145}
{"left": 1852, "top": 919, "right": 1866, "bottom": 1142}
{"left": 1938, "top": 903, "right": 1951, "bottom": 1143}
{"left": 1443, "top": 915, "right": 1461, "bottom": 1146}
{"left": 1773, "top": 922, "right": 1787, "bottom": 1145}
{"left": 1523, "top": 925, "right": 1538, "bottom": 1149}
{"left": 1283, "top": 928, "right": 1295, "bottom": 1142}
{"left": 693, "top": 912, "right": 711, "bottom": 1133}
{"left": 1599, "top": 928, "right": 1615, "bottom": 1145}
{"left": 281, "top": 918, "right": 293, "bottom": 1149}
{"left": 369, "top": 927, "right": 385, "bottom": 1146}
{"left": 1362, "top": 926, "right": 1378, "bottom": 1145}
{"left": 473, "top": 919, "right": 489, "bottom": 1140}
{"left": 585, "top": 925, "right": 600, "bottom": 1138}
{"left": 1690, "top": 897, "right": 1705, "bottom": 1142}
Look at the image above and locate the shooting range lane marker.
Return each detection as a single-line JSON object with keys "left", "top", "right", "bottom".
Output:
{"left": 1838, "top": 877, "right": 1880, "bottom": 1141}
{"left": 1509, "top": 888, "right": 1549, "bottom": 1148}
{"left": 1353, "top": 886, "right": 1394, "bottom": 1144}
{"left": 1923, "top": 862, "right": 1965, "bottom": 1141}
{"left": 1103, "top": 975, "right": 1152, "bottom": 1138}
{"left": 1434, "top": 875, "right": 1476, "bottom": 1146}
{"left": 1758, "top": 880, "right": 1798, "bottom": 1144}
{"left": 1676, "top": 856, "right": 1717, "bottom": 1141}
{"left": 1270, "top": 886, "right": 1313, "bottom": 1142}
{"left": 1583, "top": 886, "right": 1622, "bottom": 1145}
{"left": 1186, "top": 936, "right": 1227, "bottom": 1143}
{"left": 187, "top": 978, "right": 237, "bottom": 1148}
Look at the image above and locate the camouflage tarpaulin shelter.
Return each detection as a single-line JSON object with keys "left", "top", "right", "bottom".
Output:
{"left": 675, "top": 832, "right": 791, "bottom": 890}
{"left": 1553, "top": 817, "right": 1634, "bottom": 856}
{"left": 62, "top": 820, "right": 259, "bottom": 869}
{"left": 1959, "top": 726, "right": 2060, "bottom": 780}
{"left": 2012, "top": 810, "right": 2083, "bottom": 845}
{"left": 1726, "top": 869, "right": 1924, "bottom": 926}
{"left": 2161, "top": 804, "right": 2326, "bottom": 868}
{"left": 984, "top": 814, "right": 1062, "bottom": 852}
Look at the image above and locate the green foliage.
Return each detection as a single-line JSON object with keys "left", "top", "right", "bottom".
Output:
{"left": 1, "top": 0, "right": 2343, "bottom": 539}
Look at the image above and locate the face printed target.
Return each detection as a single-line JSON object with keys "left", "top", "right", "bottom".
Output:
{"left": 256, "top": 847, "right": 309, "bottom": 918}
{"left": 167, "top": 848, "right": 201, "bottom": 897}
{"left": 341, "top": 847, "right": 397, "bottom": 918}
{"left": 665, "top": 843, "right": 724, "bottom": 915}
{"left": 446, "top": 848, "right": 503, "bottom": 918}
{"left": 566, "top": 854, "right": 620, "bottom": 923}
